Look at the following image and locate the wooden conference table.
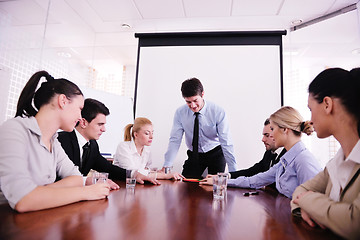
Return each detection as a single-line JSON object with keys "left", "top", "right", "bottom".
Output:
{"left": 0, "top": 180, "right": 341, "bottom": 240}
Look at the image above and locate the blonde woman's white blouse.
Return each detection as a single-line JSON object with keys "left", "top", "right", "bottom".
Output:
{"left": 113, "top": 140, "right": 152, "bottom": 176}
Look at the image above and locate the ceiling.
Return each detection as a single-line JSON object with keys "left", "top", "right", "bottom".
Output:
{"left": 0, "top": 0, "right": 359, "bottom": 70}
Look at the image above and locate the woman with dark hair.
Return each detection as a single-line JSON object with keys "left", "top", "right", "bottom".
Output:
{"left": 291, "top": 68, "right": 360, "bottom": 239}
{"left": 200, "top": 106, "right": 321, "bottom": 199}
{"left": 0, "top": 71, "right": 110, "bottom": 212}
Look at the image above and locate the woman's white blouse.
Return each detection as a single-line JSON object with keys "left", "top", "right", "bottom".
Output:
{"left": 113, "top": 140, "right": 152, "bottom": 175}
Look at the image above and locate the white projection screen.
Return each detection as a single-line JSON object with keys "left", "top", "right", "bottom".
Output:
{"left": 134, "top": 31, "right": 285, "bottom": 172}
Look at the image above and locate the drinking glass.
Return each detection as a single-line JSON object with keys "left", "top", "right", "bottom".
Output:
{"left": 164, "top": 166, "right": 173, "bottom": 174}
{"left": 92, "top": 172, "right": 109, "bottom": 184}
{"left": 126, "top": 169, "right": 136, "bottom": 189}
{"left": 212, "top": 175, "right": 227, "bottom": 199}
{"left": 148, "top": 167, "right": 158, "bottom": 180}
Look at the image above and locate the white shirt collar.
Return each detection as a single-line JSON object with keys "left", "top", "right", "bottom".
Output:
{"left": 75, "top": 128, "right": 88, "bottom": 148}
{"left": 346, "top": 139, "right": 360, "bottom": 164}
{"left": 199, "top": 99, "right": 207, "bottom": 114}
{"left": 327, "top": 139, "right": 360, "bottom": 201}
{"left": 129, "top": 139, "right": 140, "bottom": 155}
{"left": 274, "top": 147, "right": 284, "bottom": 155}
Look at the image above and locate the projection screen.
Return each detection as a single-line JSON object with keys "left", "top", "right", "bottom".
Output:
{"left": 134, "top": 31, "right": 286, "bottom": 172}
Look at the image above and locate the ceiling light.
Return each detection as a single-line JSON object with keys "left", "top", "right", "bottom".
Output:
{"left": 57, "top": 51, "right": 72, "bottom": 58}
{"left": 291, "top": 19, "right": 303, "bottom": 26}
{"left": 351, "top": 48, "right": 360, "bottom": 55}
{"left": 121, "top": 23, "right": 131, "bottom": 29}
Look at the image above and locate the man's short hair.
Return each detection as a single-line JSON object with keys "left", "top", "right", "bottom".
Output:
{"left": 264, "top": 118, "right": 270, "bottom": 126}
{"left": 181, "top": 78, "right": 204, "bottom": 98}
{"left": 81, "top": 98, "right": 110, "bottom": 123}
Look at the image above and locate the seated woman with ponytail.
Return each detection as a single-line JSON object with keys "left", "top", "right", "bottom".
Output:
{"left": 113, "top": 117, "right": 183, "bottom": 180}
{"left": 291, "top": 68, "right": 360, "bottom": 239}
{"left": 200, "top": 106, "right": 322, "bottom": 199}
{"left": 0, "top": 71, "right": 110, "bottom": 212}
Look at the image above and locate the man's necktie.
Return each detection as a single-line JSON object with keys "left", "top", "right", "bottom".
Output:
{"left": 82, "top": 142, "right": 90, "bottom": 170}
{"left": 192, "top": 112, "right": 200, "bottom": 160}
{"left": 269, "top": 152, "right": 278, "bottom": 168}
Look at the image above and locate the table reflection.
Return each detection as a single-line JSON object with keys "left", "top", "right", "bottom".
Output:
{"left": 0, "top": 180, "right": 340, "bottom": 240}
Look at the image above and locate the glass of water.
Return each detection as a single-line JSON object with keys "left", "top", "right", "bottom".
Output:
{"left": 148, "top": 167, "right": 158, "bottom": 180}
{"left": 126, "top": 169, "right": 136, "bottom": 189}
{"left": 92, "top": 172, "right": 109, "bottom": 184}
{"left": 212, "top": 175, "right": 227, "bottom": 200}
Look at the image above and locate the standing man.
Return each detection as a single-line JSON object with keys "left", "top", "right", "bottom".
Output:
{"left": 58, "top": 98, "right": 158, "bottom": 184}
{"left": 163, "top": 78, "right": 237, "bottom": 179}
{"left": 229, "top": 118, "right": 286, "bottom": 180}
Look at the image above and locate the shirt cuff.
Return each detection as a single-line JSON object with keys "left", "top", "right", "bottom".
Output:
{"left": 228, "top": 176, "right": 249, "bottom": 188}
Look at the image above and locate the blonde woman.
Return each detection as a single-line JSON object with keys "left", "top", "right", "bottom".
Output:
{"left": 114, "top": 117, "right": 183, "bottom": 180}
{"left": 291, "top": 68, "right": 360, "bottom": 239}
{"left": 201, "top": 106, "right": 321, "bottom": 199}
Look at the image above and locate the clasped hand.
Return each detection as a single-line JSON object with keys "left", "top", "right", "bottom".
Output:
{"left": 293, "top": 191, "right": 326, "bottom": 229}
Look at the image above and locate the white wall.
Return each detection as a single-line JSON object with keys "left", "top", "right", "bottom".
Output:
{"left": 0, "top": 67, "right": 10, "bottom": 123}
{"left": 136, "top": 45, "right": 282, "bottom": 172}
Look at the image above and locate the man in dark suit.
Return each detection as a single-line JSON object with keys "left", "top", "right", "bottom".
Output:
{"left": 58, "top": 98, "right": 159, "bottom": 185}
{"left": 229, "top": 118, "right": 286, "bottom": 181}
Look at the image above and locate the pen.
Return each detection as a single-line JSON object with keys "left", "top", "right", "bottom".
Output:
{"left": 183, "top": 178, "right": 203, "bottom": 182}
{"left": 243, "top": 191, "right": 259, "bottom": 196}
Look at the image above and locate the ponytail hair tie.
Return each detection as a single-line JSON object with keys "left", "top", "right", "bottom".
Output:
{"left": 130, "top": 124, "right": 134, "bottom": 136}
{"left": 300, "top": 121, "right": 305, "bottom": 132}
{"left": 46, "top": 73, "right": 55, "bottom": 82}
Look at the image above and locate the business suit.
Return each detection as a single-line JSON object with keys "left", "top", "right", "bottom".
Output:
{"left": 229, "top": 148, "right": 286, "bottom": 190}
{"left": 58, "top": 130, "right": 126, "bottom": 180}
{"left": 230, "top": 148, "right": 287, "bottom": 178}
{"left": 291, "top": 165, "right": 360, "bottom": 239}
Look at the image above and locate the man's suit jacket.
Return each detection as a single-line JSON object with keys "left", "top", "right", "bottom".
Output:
{"left": 57, "top": 130, "right": 125, "bottom": 180}
{"left": 230, "top": 148, "right": 287, "bottom": 178}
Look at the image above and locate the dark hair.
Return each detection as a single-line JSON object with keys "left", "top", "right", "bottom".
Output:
{"left": 264, "top": 118, "right": 270, "bottom": 126}
{"left": 181, "top": 78, "right": 204, "bottom": 98}
{"left": 81, "top": 98, "right": 110, "bottom": 123}
{"left": 16, "top": 71, "right": 83, "bottom": 117}
{"left": 308, "top": 67, "right": 360, "bottom": 136}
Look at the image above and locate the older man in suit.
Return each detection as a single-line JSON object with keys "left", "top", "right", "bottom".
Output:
{"left": 58, "top": 98, "right": 159, "bottom": 185}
